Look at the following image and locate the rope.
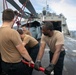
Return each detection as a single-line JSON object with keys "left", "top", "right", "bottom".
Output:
{"left": 19, "top": 2, "right": 26, "bottom": 22}
{"left": 14, "top": 1, "right": 29, "bottom": 29}
{"left": 3, "top": 0, "right": 8, "bottom": 10}
{"left": 5, "top": 0, "right": 8, "bottom": 9}
{"left": 3, "top": 0, "right": 5, "bottom": 10}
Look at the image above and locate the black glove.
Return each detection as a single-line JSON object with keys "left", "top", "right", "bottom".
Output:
{"left": 34, "top": 60, "right": 42, "bottom": 71}
{"left": 44, "top": 63, "right": 54, "bottom": 75}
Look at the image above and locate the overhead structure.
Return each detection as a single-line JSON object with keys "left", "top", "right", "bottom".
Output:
{"left": 6, "top": 0, "right": 28, "bottom": 19}
{"left": 19, "top": 0, "right": 37, "bottom": 17}
{"left": 6, "top": 0, "right": 38, "bottom": 18}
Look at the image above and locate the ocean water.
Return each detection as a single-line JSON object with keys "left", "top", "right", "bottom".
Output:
{"left": 69, "top": 31, "right": 76, "bottom": 39}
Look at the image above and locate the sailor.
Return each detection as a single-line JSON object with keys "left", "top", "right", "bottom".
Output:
{"left": 21, "top": 21, "right": 42, "bottom": 42}
{"left": 0, "top": 9, "right": 34, "bottom": 75}
{"left": 17, "top": 29, "right": 40, "bottom": 75}
{"left": 34, "top": 21, "right": 65, "bottom": 75}
{"left": 21, "top": 24, "right": 32, "bottom": 36}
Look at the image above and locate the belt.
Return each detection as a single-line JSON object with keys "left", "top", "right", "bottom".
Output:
{"left": 1, "top": 60, "right": 22, "bottom": 65}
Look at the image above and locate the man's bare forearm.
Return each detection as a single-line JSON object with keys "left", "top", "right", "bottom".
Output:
{"left": 21, "top": 47, "right": 32, "bottom": 61}
{"left": 51, "top": 44, "right": 63, "bottom": 65}
{"left": 51, "top": 51, "right": 60, "bottom": 65}
{"left": 16, "top": 44, "right": 32, "bottom": 61}
{"left": 37, "top": 48, "right": 45, "bottom": 60}
{"left": 37, "top": 43, "right": 46, "bottom": 60}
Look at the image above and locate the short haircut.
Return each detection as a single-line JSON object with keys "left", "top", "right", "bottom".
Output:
{"left": 17, "top": 29, "right": 23, "bottom": 35}
{"left": 42, "top": 21, "right": 54, "bottom": 31}
{"left": 2, "top": 9, "right": 15, "bottom": 22}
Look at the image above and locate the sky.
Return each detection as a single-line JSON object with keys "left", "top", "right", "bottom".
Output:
{"left": 0, "top": 0, "right": 76, "bottom": 31}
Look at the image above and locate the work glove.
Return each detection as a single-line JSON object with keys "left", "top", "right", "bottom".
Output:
{"left": 44, "top": 63, "right": 54, "bottom": 75}
{"left": 34, "top": 60, "right": 42, "bottom": 71}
